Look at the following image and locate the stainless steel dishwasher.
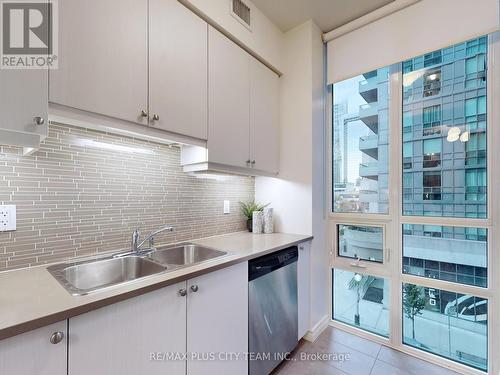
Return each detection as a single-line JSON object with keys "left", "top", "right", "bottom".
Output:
{"left": 249, "top": 246, "right": 298, "bottom": 375}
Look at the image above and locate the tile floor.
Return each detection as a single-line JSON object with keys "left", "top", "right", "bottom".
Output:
{"left": 273, "top": 327, "right": 461, "bottom": 375}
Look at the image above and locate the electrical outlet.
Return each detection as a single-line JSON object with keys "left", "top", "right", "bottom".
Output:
{"left": 223, "top": 200, "right": 230, "bottom": 214}
{"left": 0, "top": 205, "right": 16, "bottom": 231}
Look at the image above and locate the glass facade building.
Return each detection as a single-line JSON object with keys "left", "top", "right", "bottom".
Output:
{"left": 402, "top": 37, "right": 487, "bottom": 219}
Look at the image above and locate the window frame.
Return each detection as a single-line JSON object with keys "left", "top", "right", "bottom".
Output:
{"left": 333, "top": 222, "right": 387, "bottom": 267}
{"left": 327, "top": 33, "right": 500, "bottom": 375}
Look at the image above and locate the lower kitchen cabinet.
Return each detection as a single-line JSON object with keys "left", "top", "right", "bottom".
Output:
{"left": 0, "top": 321, "right": 67, "bottom": 375}
{"left": 187, "top": 262, "right": 248, "bottom": 375}
{"left": 298, "top": 241, "right": 311, "bottom": 340}
{"left": 68, "top": 262, "right": 248, "bottom": 375}
{"left": 68, "top": 282, "right": 187, "bottom": 375}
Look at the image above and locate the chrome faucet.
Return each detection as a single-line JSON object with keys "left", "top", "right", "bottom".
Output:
{"left": 131, "top": 225, "right": 174, "bottom": 254}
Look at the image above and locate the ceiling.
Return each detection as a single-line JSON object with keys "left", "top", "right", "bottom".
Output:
{"left": 251, "top": 0, "right": 395, "bottom": 32}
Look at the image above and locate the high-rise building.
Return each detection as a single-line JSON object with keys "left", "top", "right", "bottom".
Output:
{"left": 357, "top": 68, "right": 389, "bottom": 213}
{"left": 333, "top": 102, "right": 347, "bottom": 187}
{"left": 342, "top": 37, "right": 489, "bottom": 288}
{"left": 402, "top": 36, "right": 487, "bottom": 218}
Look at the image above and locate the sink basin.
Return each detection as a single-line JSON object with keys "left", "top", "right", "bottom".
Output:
{"left": 148, "top": 244, "right": 228, "bottom": 267}
{"left": 47, "top": 256, "right": 167, "bottom": 296}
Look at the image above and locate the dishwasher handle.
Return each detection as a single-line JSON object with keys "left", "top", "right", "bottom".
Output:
{"left": 248, "top": 246, "right": 298, "bottom": 281}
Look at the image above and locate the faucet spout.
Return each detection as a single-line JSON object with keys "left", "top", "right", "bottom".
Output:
{"left": 134, "top": 225, "right": 174, "bottom": 252}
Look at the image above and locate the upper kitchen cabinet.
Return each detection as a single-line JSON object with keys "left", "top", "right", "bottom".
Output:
{"left": 49, "top": 0, "right": 149, "bottom": 125}
{"left": 208, "top": 27, "right": 250, "bottom": 168}
{"left": 250, "top": 58, "right": 280, "bottom": 175}
{"left": 0, "top": 68, "right": 48, "bottom": 150}
{"left": 0, "top": 0, "right": 48, "bottom": 152}
{"left": 182, "top": 26, "right": 280, "bottom": 176}
{"left": 149, "top": 0, "right": 208, "bottom": 140}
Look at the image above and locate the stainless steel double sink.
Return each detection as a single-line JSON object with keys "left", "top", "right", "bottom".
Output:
{"left": 47, "top": 244, "right": 229, "bottom": 296}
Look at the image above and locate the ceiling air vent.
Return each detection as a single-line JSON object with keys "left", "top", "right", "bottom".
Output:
{"left": 231, "top": 0, "right": 251, "bottom": 30}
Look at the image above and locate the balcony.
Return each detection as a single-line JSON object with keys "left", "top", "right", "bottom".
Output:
{"left": 358, "top": 79, "right": 378, "bottom": 103}
{"left": 359, "top": 162, "right": 378, "bottom": 180}
{"left": 359, "top": 103, "right": 379, "bottom": 134}
{"left": 359, "top": 135, "right": 378, "bottom": 159}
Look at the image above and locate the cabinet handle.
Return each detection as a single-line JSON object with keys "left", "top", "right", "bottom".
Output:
{"left": 178, "top": 288, "right": 187, "bottom": 297}
{"left": 49, "top": 331, "right": 64, "bottom": 344}
{"left": 152, "top": 114, "right": 160, "bottom": 121}
{"left": 246, "top": 160, "right": 251, "bottom": 167}
{"left": 33, "top": 116, "right": 45, "bottom": 126}
{"left": 140, "top": 110, "right": 148, "bottom": 118}
{"left": 190, "top": 285, "right": 199, "bottom": 293}
{"left": 251, "top": 160, "right": 256, "bottom": 166}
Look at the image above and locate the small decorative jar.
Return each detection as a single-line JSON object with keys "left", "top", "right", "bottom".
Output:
{"left": 252, "top": 211, "right": 264, "bottom": 234}
{"left": 263, "top": 207, "right": 273, "bottom": 234}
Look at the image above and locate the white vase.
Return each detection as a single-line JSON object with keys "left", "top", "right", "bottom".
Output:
{"left": 263, "top": 207, "right": 273, "bottom": 234}
{"left": 252, "top": 211, "right": 264, "bottom": 234}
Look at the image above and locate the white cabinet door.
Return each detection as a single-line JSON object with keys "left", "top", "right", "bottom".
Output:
{"left": 187, "top": 262, "right": 248, "bottom": 375}
{"left": 0, "top": 321, "right": 67, "bottom": 375}
{"left": 50, "top": 0, "right": 148, "bottom": 125}
{"left": 298, "top": 241, "right": 311, "bottom": 340}
{"left": 149, "top": 0, "right": 207, "bottom": 139}
{"left": 0, "top": 66, "right": 48, "bottom": 142}
{"left": 250, "top": 59, "right": 280, "bottom": 174}
{"left": 208, "top": 27, "right": 250, "bottom": 168}
{"left": 69, "top": 283, "right": 186, "bottom": 375}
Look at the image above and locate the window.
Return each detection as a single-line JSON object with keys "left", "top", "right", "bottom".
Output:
{"left": 422, "top": 105, "right": 441, "bottom": 136}
{"left": 465, "top": 55, "right": 486, "bottom": 88}
{"left": 332, "top": 67, "right": 390, "bottom": 214}
{"left": 465, "top": 96, "right": 487, "bottom": 131}
{"left": 403, "top": 60, "right": 413, "bottom": 74}
{"left": 422, "top": 138, "right": 441, "bottom": 168}
{"left": 466, "top": 36, "right": 487, "bottom": 55}
{"left": 337, "top": 225, "right": 383, "bottom": 263}
{"left": 423, "top": 69, "right": 441, "bottom": 97}
{"left": 466, "top": 169, "right": 487, "bottom": 202}
{"left": 424, "top": 50, "right": 442, "bottom": 67}
{"left": 403, "top": 225, "right": 487, "bottom": 287}
{"left": 330, "top": 35, "right": 492, "bottom": 374}
{"left": 423, "top": 172, "right": 441, "bottom": 200}
{"left": 403, "top": 142, "right": 413, "bottom": 169}
{"left": 403, "top": 111, "right": 413, "bottom": 141}
{"left": 466, "top": 133, "right": 487, "bottom": 166}
{"left": 403, "top": 284, "right": 488, "bottom": 371}
{"left": 333, "top": 269, "right": 389, "bottom": 337}
{"left": 403, "top": 173, "right": 413, "bottom": 201}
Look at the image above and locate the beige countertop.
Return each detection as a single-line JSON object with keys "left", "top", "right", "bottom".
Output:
{"left": 0, "top": 231, "right": 312, "bottom": 340}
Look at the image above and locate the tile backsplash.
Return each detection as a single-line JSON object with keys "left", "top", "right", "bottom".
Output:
{"left": 0, "top": 124, "right": 254, "bottom": 271}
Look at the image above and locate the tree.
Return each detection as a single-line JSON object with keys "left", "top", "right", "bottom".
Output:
{"left": 403, "top": 283, "right": 426, "bottom": 340}
{"left": 349, "top": 273, "right": 364, "bottom": 326}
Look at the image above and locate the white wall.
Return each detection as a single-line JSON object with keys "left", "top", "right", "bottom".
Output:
{"left": 255, "top": 20, "right": 329, "bottom": 333}
{"left": 181, "top": 0, "right": 329, "bottom": 336}
{"left": 182, "top": 0, "right": 284, "bottom": 71}
{"left": 255, "top": 21, "right": 313, "bottom": 235}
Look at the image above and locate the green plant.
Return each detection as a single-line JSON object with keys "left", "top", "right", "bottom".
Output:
{"left": 403, "top": 283, "right": 426, "bottom": 340}
{"left": 239, "top": 201, "right": 269, "bottom": 220}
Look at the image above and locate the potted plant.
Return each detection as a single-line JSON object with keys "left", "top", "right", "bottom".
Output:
{"left": 239, "top": 201, "right": 269, "bottom": 232}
